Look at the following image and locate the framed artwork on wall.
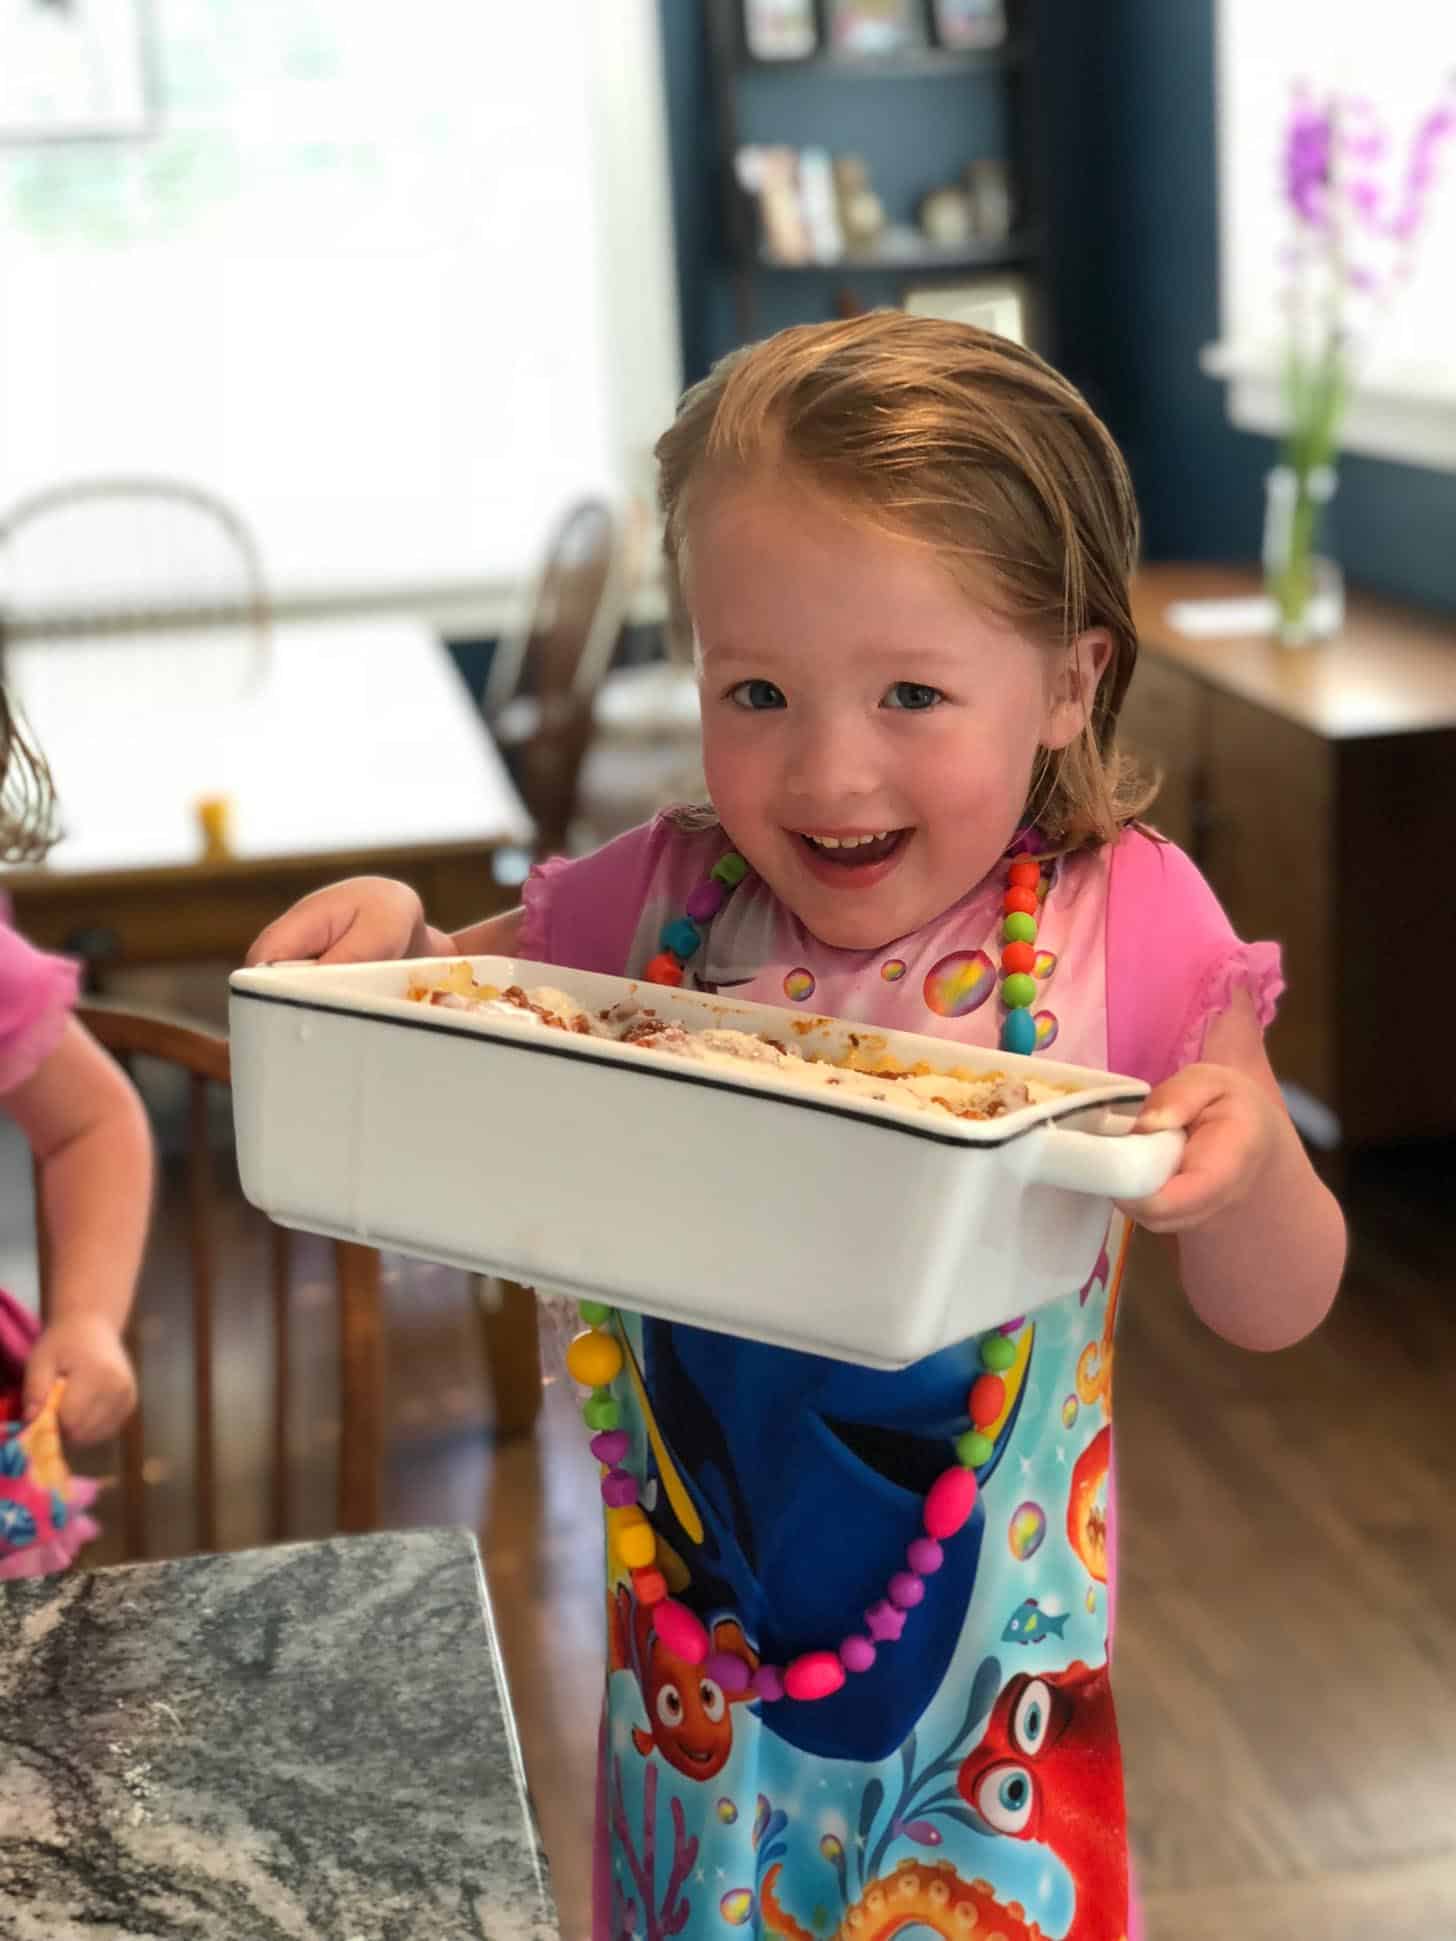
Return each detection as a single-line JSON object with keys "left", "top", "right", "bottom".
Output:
{"left": 741, "top": 0, "right": 819, "bottom": 61}
{"left": 0, "top": 0, "right": 157, "bottom": 143}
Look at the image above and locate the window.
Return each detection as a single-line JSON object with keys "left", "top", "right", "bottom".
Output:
{"left": 1206, "top": 0, "right": 1456, "bottom": 471}
{"left": 0, "top": 1, "right": 681, "bottom": 617}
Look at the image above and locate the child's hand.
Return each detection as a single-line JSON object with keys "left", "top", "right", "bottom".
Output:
{"left": 25, "top": 1315, "right": 137, "bottom": 1444}
{"left": 1116, "top": 1062, "right": 1281, "bottom": 1234}
{"left": 246, "top": 876, "right": 444, "bottom": 967}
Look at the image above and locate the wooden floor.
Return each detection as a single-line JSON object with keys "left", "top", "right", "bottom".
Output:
{"left": 83, "top": 1138, "right": 1455, "bottom": 1941}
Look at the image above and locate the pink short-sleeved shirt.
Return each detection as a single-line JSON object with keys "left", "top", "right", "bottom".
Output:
{"left": 522, "top": 816, "right": 1280, "bottom": 1941}
{"left": 0, "top": 913, "right": 78, "bottom": 1100}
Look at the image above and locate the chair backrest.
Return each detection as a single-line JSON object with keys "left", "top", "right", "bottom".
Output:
{"left": 34, "top": 1001, "right": 382, "bottom": 1562}
{"left": 483, "top": 497, "right": 645, "bottom": 854}
{"left": 0, "top": 475, "right": 271, "bottom": 694}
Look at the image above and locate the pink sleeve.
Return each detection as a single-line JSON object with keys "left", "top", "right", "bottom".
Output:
{"left": 1106, "top": 830, "right": 1283, "bottom": 1088}
{"left": 0, "top": 917, "right": 79, "bottom": 1097}
{"left": 519, "top": 814, "right": 703, "bottom": 976}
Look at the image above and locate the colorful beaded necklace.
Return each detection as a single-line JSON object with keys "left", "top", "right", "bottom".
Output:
{"left": 643, "top": 831, "right": 1050, "bottom": 1056}
{"left": 569, "top": 833, "right": 1054, "bottom": 1705}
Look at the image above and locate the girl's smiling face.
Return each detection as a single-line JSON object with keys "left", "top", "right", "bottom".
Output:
{"left": 689, "top": 477, "right": 1107, "bottom": 952}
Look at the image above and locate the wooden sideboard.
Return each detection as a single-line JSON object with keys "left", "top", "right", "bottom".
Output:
{"left": 1123, "top": 564, "right": 1456, "bottom": 1149}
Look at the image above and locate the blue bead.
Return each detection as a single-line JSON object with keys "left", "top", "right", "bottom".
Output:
{"left": 1001, "top": 1007, "right": 1036, "bottom": 1056}
{"left": 660, "top": 916, "right": 701, "bottom": 961}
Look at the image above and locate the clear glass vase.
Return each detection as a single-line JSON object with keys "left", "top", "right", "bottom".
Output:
{"left": 1262, "top": 463, "right": 1345, "bottom": 646}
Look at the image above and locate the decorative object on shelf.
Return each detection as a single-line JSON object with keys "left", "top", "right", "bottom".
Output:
{"left": 964, "top": 156, "right": 1014, "bottom": 243}
{"left": 741, "top": 0, "right": 818, "bottom": 62}
{"left": 930, "top": 0, "right": 1007, "bottom": 50}
{"left": 917, "top": 182, "right": 975, "bottom": 249}
{"left": 0, "top": 0, "right": 156, "bottom": 143}
{"left": 833, "top": 154, "right": 887, "bottom": 252}
{"left": 798, "top": 147, "right": 844, "bottom": 261}
{"left": 903, "top": 273, "right": 1030, "bottom": 345}
{"left": 1265, "top": 80, "right": 1455, "bottom": 646}
{"left": 735, "top": 145, "right": 811, "bottom": 263}
{"left": 824, "top": 0, "right": 925, "bottom": 59}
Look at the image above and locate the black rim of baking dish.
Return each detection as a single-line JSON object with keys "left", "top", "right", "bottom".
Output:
{"left": 230, "top": 985, "right": 1147, "bottom": 1153}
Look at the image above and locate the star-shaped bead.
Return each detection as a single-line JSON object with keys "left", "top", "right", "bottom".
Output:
{"left": 864, "top": 1599, "right": 907, "bottom": 1642}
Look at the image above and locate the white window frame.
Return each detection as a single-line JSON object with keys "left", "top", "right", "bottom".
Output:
{"left": 1204, "top": 0, "right": 1456, "bottom": 475}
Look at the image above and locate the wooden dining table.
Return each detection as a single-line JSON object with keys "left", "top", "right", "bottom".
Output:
{"left": 0, "top": 612, "right": 532, "bottom": 965}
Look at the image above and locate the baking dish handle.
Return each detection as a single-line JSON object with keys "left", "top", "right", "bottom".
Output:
{"left": 1024, "top": 1124, "right": 1185, "bottom": 1202}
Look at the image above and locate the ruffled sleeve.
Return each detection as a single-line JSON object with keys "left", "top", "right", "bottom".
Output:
{"left": 1106, "top": 829, "right": 1284, "bottom": 1088}
{"left": 519, "top": 813, "right": 705, "bottom": 976}
{"left": 0, "top": 915, "right": 79, "bottom": 1097}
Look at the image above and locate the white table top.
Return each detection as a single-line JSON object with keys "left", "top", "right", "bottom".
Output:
{"left": 7, "top": 615, "right": 532, "bottom": 875}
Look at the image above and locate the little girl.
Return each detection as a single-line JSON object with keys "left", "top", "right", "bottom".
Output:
{"left": 0, "top": 691, "right": 151, "bottom": 1496}
{"left": 249, "top": 315, "right": 1345, "bottom": 1941}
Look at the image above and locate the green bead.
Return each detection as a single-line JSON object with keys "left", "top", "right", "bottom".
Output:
{"left": 1001, "top": 972, "right": 1037, "bottom": 1010}
{"left": 1003, "top": 911, "right": 1037, "bottom": 944}
{"left": 579, "top": 1299, "right": 614, "bottom": 1327}
{"left": 583, "top": 1391, "right": 621, "bottom": 1432}
{"left": 955, "top": 1429, "right": 994, "bottom": 1468}
{"left": 711, "top": 851, "right": 749, "bottom": 887}
{"left": 980, "top": 1334, "right": 1017, "bottom": 1373}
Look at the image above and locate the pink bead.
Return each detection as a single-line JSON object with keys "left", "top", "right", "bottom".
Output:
{"left": 923, "top": 1466, "right": 978, "bottom": 1541}
{"left": 907, "top": 1537, "right": 944, "bottom": 1575}
{"left": 864, "top": 1599, "right": 906, "bottom": 1643}
{"left": 784, "top": 1651, "right": 846, "bottom": 1702}
{"left": 686, "top": 878, "right": 727, "bottom": 922}
{"left": 752, "top": 1664, "right": 785, "bottom": 1702}
{"left": 590, "top": 1430, "right": 629, "bottom": 1466}
{"left": 839, "top": 1635, "right": 876, "bottom": 1674}
{"left": 703, "top": 1650, "right": 751, "bottom": 1694}
{"left": 600, "top": 1468, "right": 637, "bottom": 1509}
{"left": 887, "top": 1571, "right": 925, "bottom": 1610}
{"left": 653, "top": 1600, "right": 708, "bottom": 1665}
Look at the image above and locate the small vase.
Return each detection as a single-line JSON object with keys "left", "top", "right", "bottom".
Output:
{"left": 1262, "top": 464, "right": 1344, "bottom": 647}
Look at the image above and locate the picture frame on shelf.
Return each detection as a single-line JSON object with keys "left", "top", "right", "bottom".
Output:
{"left": 929, "top": 0, "right": 1008, "bottom": 50}
{"left": 741, "top": 0, "right": 819, "bottom": 61}
{"left": 824, "top": 0, "right": 926, "bottom": 59}
{"left": 902, "top": 274, "right": 1033, "bottom": 346}
{"left": 0, "top": 0, "right": 156, "bottom": 143}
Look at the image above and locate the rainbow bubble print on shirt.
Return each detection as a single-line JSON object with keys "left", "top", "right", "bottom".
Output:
{"left": 923, "top": 949, "right": 994, "bottom": 1018}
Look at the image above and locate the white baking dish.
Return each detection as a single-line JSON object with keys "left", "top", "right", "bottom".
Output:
{"left": 228, "top": 956, "right": 1182, "bottom": 1368}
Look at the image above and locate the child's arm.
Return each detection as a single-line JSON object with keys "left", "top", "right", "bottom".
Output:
{"left": 6, "top": 1019, "right": 153, "bottom": 1442}
{"left": 1120, "top": 987, "right": 1346, "bottom": 1351}
{"left": 246, "top": 876, "right": 523, "bottom": 966}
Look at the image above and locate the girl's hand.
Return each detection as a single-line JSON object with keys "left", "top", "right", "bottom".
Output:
{"left": 246, "top": 876, "right": 448, "bottom": 967}
{"left": 1116, "top": 1061, "right": 1281, "bottom": 1234}
{"left": 24, "top": 1314, "right": 137, "bottom": 1444}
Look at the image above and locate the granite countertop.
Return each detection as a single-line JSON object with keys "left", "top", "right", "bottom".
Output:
{"left": 0, "top": 1529, "right": 560, "bottom": 1941}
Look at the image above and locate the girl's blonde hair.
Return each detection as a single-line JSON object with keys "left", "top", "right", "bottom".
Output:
{"left": 0, "top": 690, "right": 58, "bottom": 865}
{"left": 655, "top": 311, "right": 1155, "bottom": 851}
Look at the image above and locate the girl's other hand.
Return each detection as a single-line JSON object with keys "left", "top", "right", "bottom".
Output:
{"left": 1115, "top": 1061, "right": 1281, "bottom": 1234}
{"left": 245, "top": 876, "right": 444, "bottom": 967}
{"left": 24, "top": 1314, "right": 137, "bottom": 1444}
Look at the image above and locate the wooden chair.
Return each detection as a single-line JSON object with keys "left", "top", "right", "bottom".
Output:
{"left": 34, "top": 1002, "right": 385, "bottom": 1561}
{"left": 484, "top": 497, "right": 646, "bottom": 856}
{"left": 0, "top": 475, "right": 270, "bottom": 662}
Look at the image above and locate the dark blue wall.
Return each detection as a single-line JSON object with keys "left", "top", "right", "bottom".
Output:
{"left": 657, "top": 0, "right": 1456, "bottom": 614}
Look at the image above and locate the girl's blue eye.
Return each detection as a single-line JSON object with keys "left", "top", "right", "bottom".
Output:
{"left": 884, "top": 682, "right": 943, "bottom": 712}
{"left": 729, "top": 679, "right": 787, "bottom": 710}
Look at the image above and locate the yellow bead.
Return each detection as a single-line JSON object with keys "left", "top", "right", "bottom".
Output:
{"left": 616, "top": 1523, "right": 657, "bottom": 1570}
{"left": 566, "top": 1328, "right": 623, "bottom": 1388}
